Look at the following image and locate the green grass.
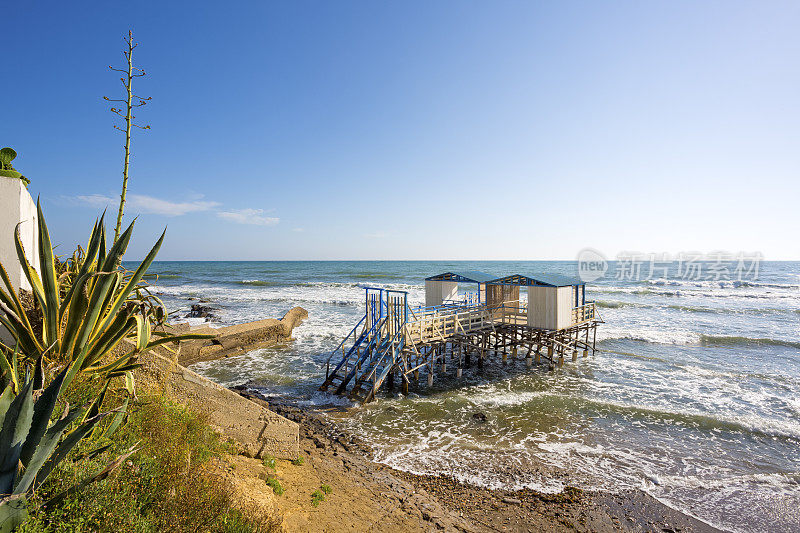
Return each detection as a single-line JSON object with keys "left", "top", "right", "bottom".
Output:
{"left": 290, "top": 456, "right": 304, "bottom": 466}
{"left": 261, "top": 454, "right": 276, "bottom": 470}
{"left": 17, "top": 383, "right": 277, "bottom": 533}
{"left": 265, "top": 478, "right": 284, "bottom": 496}
{"left": 310, "top": 490, "right": 325, "bottom": 507}
{"left": 320, "top": 484, "right": 332, "bottom": 495}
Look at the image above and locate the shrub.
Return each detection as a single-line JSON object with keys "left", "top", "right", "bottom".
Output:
{"left": 290, "top": 457, "right": 304, "bottom": 466}
{"left": 264, "top": 478, "right": 284, "bottom": 497}
{"left": 261, "top": 454, "right": 276, "bottom": 470}
{"left": 310, "top": 490, "right": 325, "bottom": 507}
{"left": 16, "top": 393, "right": 276, "bottom": 532}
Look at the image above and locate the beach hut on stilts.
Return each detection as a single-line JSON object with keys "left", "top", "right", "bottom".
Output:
{"left": 321, "top": 271, "right": 602, "bottom": 403}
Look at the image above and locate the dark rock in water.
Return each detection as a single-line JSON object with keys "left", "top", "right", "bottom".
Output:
{"left": 185, "top": 304, "right": 219, "bottom": 321}
{"left": 472, "top": 412, "right": 487, "bottom": 422}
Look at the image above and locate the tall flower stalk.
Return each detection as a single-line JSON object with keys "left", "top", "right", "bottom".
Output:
{"left": 104, "top": 30, "right": 151, "bottom": 243}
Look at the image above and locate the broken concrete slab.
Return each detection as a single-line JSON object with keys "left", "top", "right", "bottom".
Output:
{"left": 177, "top": 306, "right": 307, "bottom": 366}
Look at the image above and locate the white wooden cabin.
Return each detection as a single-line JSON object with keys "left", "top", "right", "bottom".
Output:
{"left": 423, "top": 271, "right": 493, "bottom": 308}
{"left": 487, "top": 274, "right": 589, "bottom": 331}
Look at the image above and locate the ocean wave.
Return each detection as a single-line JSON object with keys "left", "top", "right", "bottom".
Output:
{"left": 595, "top": 300, "right": 631, "bottom": 309}
{"left": 596, "top": 327, "right": 701, "bottom": 345}
{"left": 700, "top": 335, "right": 800, "bottom": 350}
{"left": 589, "top": 284, "right": 799, "bottom": 300}
{"left": 645, "top": 278, "right": 800, "bottom": 290}
{"left": 238, "top": 280, "right": 279, "bottom": 286}
{"left": 570, "top": 396, "right": 800, "bottom": 441}
{"left": 353, "top": 273, "right": 394, "bottom": 280}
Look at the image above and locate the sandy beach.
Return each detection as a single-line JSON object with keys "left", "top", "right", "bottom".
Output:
{"left": 231, "top": 387, "right": 722, "bottom": 532}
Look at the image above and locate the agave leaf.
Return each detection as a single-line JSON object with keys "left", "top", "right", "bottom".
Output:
{"left": 71, "top": 272, "right": 120, "bottom": 359}
{"left": 43, "top": 444, "right": 137, "bottom": 508}
{"left": 100, "top": 221, "right": 135, "bottom": 273}
{"left": 17, "top": 366, "right": 68, "bottom": 469}
{"left": 0, "top": 353, "right": 16, "bottom": 394}
{"left": 83, "top": 315, "right": 136, "bottom": 370}
{"left": 125, "top": 371, "right": 135, "bottom": 398}
{"left": 0, "top": 494, "right": 28, "bottom": 533}
{"left": 0, "top": 310, "right": 39, "bottom": 359}
{"left": 97, "top": 225, "right": 107, "bottom": 271}
{"left": 105, "top": 363, "right": 142, "bottom": 377}
{"left": 82, "top": 380, "right": 109, "bottom": 424}
{"left": 0, "top": 261, "right": 34, "bottom": 334}
{"left": 13, "top": 226, "right": 46, "bottom": 325}
{"left": 31, "top": 355, "right": 44, "bottom": 391}
{"left": 0, "top": 378, "right": 34, "bottom": 495}
{"left": 135, "top": 314, "right": 151, "bottom": 352}
{"left": 34, "top": 412, "right": 107, "bottom": 489}
{"left": 59, "top": 221, "right": 101, "bottom": 323}
{"left": 84, "top": 350, "right": 137, "bottom": 375}
{"left": 145, "top": 333, "right": 214, "bottom": 350}
{"left": 60, "top": 271, "right": 91, "bottom": 357}
{"left": 13, "top": 405, "right": 83, "bottom": 495}
{"left": 0, "top": 384, "right": 13, "bottom": 427}
{"left": 35, "top": 200, "right": 60, "bottom": 350}
{"left": 77, "top": 215, "right": 104, "bottom": 280}
{"left": 97, "top": 229, "right": 164, "bottom": 335}
{"left": 99, "top": 398, "right": 129, "bottom": 439}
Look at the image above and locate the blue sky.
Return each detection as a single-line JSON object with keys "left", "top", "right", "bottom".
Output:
{"left": 3, "top": 1, "right": 799, "bottom": 260}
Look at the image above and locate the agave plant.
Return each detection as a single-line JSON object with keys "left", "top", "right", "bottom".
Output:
{"left": 0, "top": 350, "right": 116, "bottom": 532}
{"left": 0, "top": 200, "right": 209, "bottom": 389}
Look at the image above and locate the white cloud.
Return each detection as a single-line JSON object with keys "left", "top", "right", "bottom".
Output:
{"left": 128, "top": 194, "right": 219, "bottom": 216}
{"left": 216, "top": 208, "right": 279, "bottom": 226}
{"left": 69, "top": 194, "right": 279, "bottom": 227}
{"left": 68, "top": 193, "right": 219, "bottom": 216}
{"left": 71, "top": 194, "right": 116, "bottom": 207}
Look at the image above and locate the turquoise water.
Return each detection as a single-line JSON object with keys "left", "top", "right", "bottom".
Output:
{"left": 142, "top": 260, "right": 800, "bottom": 533}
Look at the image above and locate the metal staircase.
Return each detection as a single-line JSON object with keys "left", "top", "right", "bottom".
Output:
{"left": 321, "top": 288, "right": 408, "bottom": 403}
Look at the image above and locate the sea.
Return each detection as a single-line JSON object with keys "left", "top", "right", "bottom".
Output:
{"left": 140, "top": 260, "right": 800, "bottom": 533}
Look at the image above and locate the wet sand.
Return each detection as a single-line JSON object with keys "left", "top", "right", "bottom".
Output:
{"left": 234, "top": 387, "right": 723, "bottom": 532}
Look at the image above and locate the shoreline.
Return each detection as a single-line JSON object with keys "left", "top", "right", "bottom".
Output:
{"left": 234, "top": 387, "right": 724, "bottom": 532}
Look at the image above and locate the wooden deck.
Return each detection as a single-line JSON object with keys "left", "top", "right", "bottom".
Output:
{"left": 322, "top": 289, "right": 602, "bottom": 404}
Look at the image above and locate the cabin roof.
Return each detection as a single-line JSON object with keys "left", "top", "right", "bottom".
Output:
{"left": 487, "top": 273, "right": 583, "bottom": 287}
{"left": 425, "top": 271, "right": 496, "bottom": 284}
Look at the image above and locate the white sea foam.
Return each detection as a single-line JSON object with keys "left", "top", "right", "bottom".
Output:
{"left": 172, "top": 261, "right": 800, "bottom": 533}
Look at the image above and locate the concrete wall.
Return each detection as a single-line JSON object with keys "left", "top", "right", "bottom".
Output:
{"left": 177, "top": 307, "right": 308, "bottom": 366}
{"left": 0, "top": 177, "right": 38, "bottom": 292}
{"left": 126, "top": 341, "right": 299, "bottom": 459}
{"left": 424, "top": 280, "right": 458, "bottom": 307}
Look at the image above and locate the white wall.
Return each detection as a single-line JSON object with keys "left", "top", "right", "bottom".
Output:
{"left": 425, "top": 280, "right": 458, "bottom": 307}
{"left": 555, "top": 286, "right": 573, "bottom": 329}
{"left": 527, "top": 285, "right": 575, "bottom": 330}
{"left": 0, "top": 176, "right": 39, "bottom": 292}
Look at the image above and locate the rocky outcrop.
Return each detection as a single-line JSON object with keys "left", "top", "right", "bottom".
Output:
{"left": 177, "top": 306, "right": 307, "bottom": 366}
